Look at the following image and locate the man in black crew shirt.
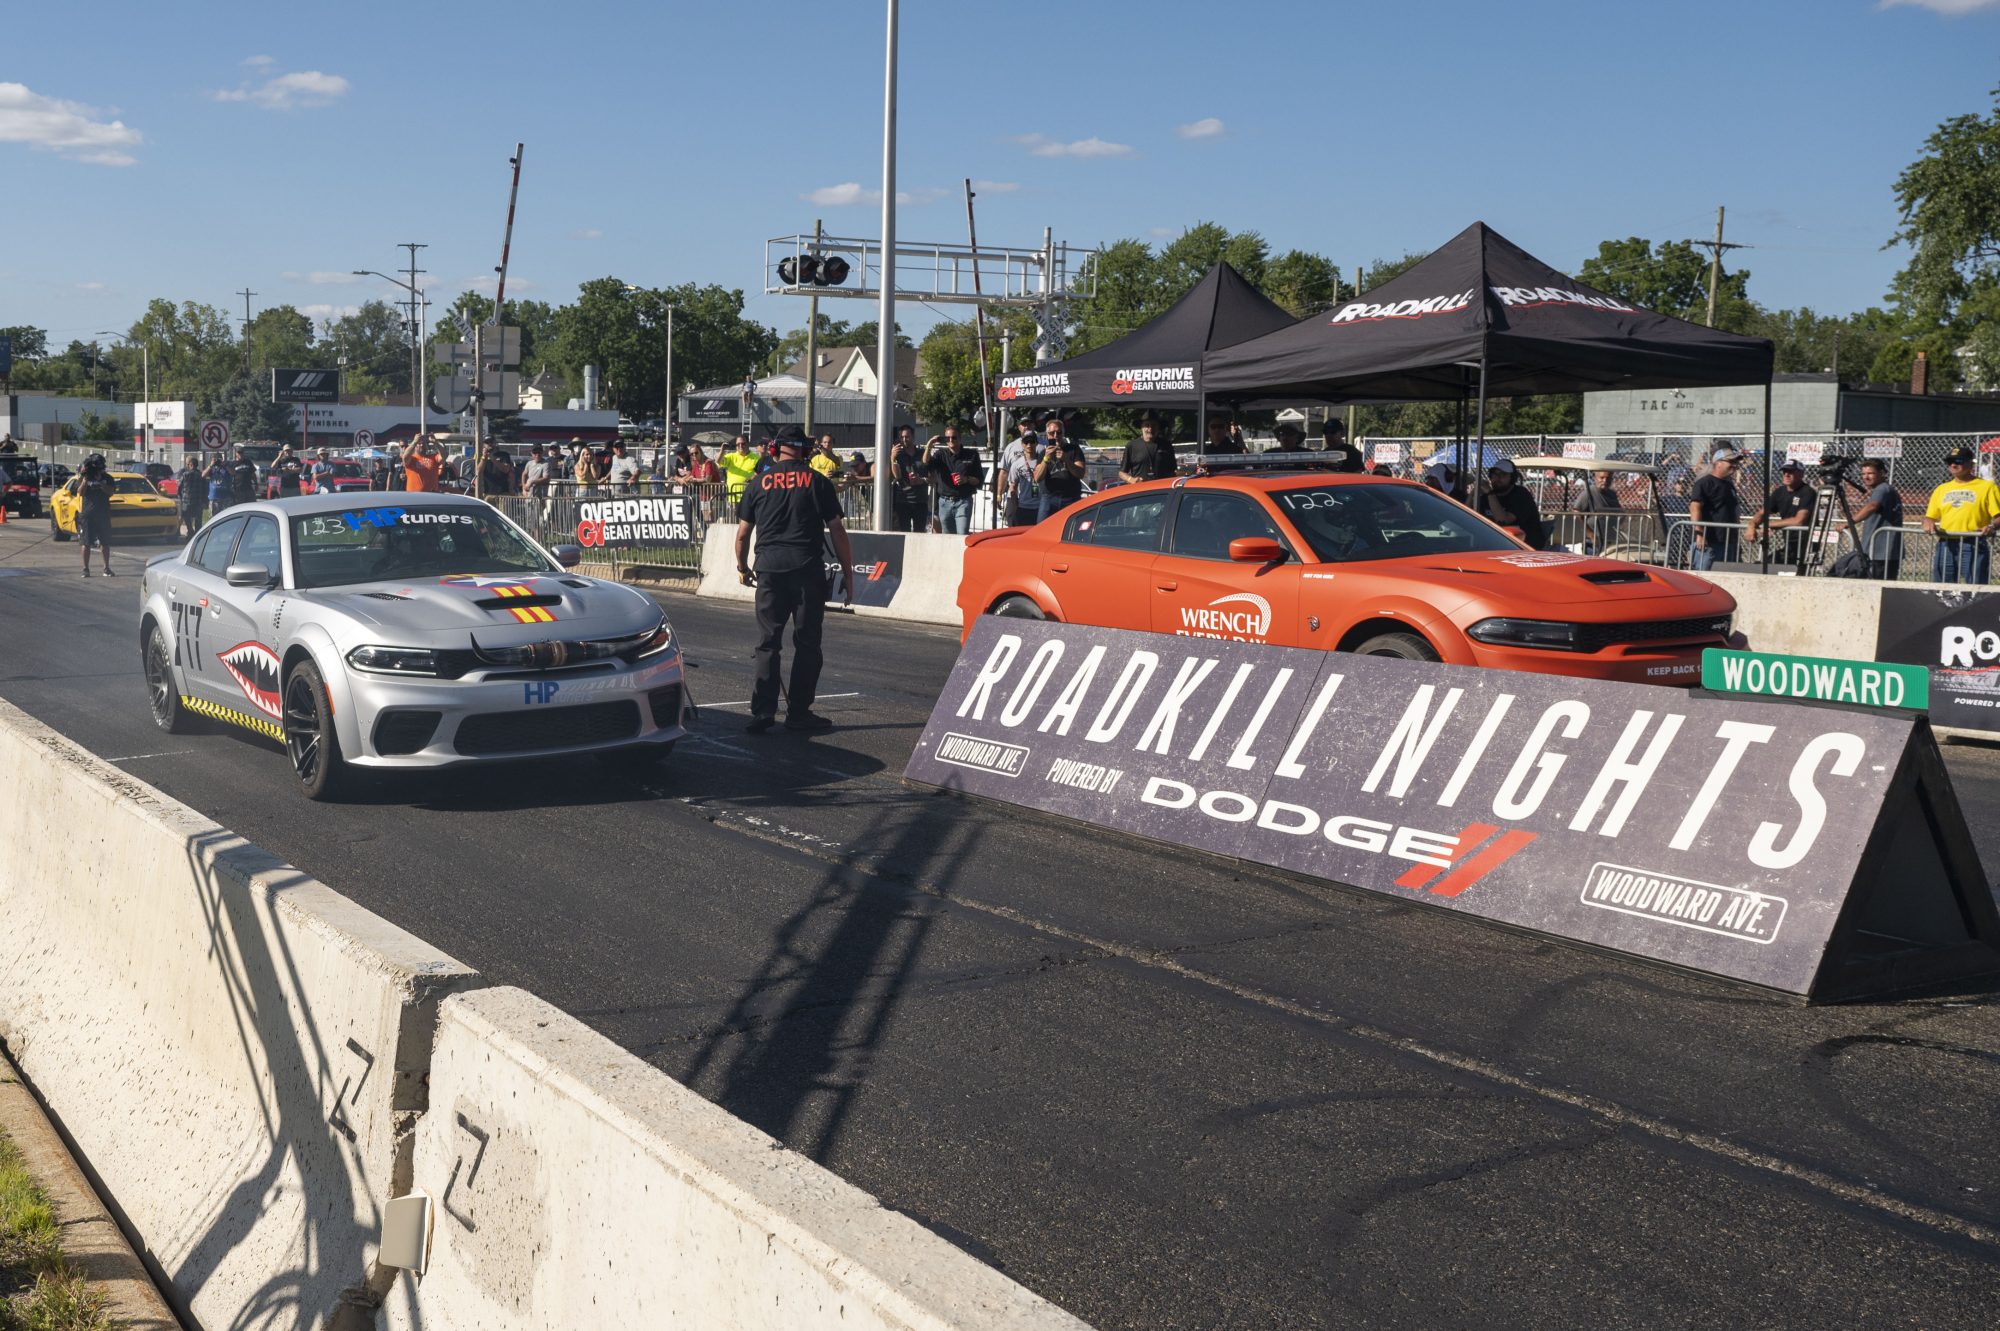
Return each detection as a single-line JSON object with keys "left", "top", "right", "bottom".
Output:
{"left": 735, "top": 426, "right": 854, "bottom": 733}
{"left": 229, "top": 448, "right": 259, "bottom": 507}
{"left": 1119, "top": 413, "right": 1178, "bottom": 482}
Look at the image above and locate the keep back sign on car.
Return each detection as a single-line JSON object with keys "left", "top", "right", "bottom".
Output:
{"left": 906, "top": 620, "right": 2000, "bottom": 1000}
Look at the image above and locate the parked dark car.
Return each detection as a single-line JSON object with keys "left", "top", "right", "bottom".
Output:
{"left": 2, "top": 458, "right": 41, "bottom": 518}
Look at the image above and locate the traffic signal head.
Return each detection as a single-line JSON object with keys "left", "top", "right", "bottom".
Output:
{"left": 778, "top": 254, "right": 851, "bottom": 287}
{"left": 817, "top": 256, "right": 850, "bottom": 286}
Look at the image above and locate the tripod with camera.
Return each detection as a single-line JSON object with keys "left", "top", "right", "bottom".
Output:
{"left": 1798, "top": 455, "right": 1867, "bottom": 576}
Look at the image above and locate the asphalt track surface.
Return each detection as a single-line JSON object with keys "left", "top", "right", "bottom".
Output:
{"left": 5, "top": 521, "right": 2000, "bottom": 1330}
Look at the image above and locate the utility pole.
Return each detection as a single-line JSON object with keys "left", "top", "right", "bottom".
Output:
{"left": 1684, "top": 206, "right": 1746, "bottom": 328}
{"left": 871, "top": 0, "right": 899, "bottom": 531}
{"left": 236, "top": 288, "right": 257, "bottom": 372}
{"left": 399, "top": 242, "right": 428, "bottom": 417}
{"left": 805, "top": 217, "right": 824, "bottom": 437}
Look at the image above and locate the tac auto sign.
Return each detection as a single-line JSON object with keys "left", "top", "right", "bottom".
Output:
{"left": 574, "top": 494, "right": 696, "bottom": 548}
{"left": 907, "top": 620, "right": 2000, "bottom": 1000}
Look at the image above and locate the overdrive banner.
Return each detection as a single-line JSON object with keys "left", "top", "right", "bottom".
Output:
{"left": 907, "top": 620, "right": 2000, "bottom": 999}
{"left": 574, "top": 495, "right": 696, "bottom": 549}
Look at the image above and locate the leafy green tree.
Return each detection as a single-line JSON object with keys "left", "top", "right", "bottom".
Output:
{"left": 201, "top": 374, "right": 297, "bottom": 447}
{"left": 126, "top": 299, "right": 240, "bottom": 404}
{"left": 64, "top": 410, "right": 127, "bottom": 443}
{"left": 1156, "top": 223, "right": 1235, "bottom": 307}
{"left": 1890, "top": 84, "right": 2000, "bottom": 325}
{"left": 1576, "top": 238, "right": 1753, "bottom": 329}
{"left": 245, "top": 305, "right": 316, "bottom": 378}
{"left": 1071, "top": 238, "right": 1156, "bottom": 355}
{"left": 322, "top": 301, "right": 412, "bottom": 403}
{"left": 838, "top": 321, "right": 909, "bottom": 350}
{"left": 775, "top": 312, "right": 853, "bottom": 370}
{"left": 1354, "top": 252, "right": 1430, "bottom": 293}
{"left": 0, "top": 325, "right": 49, "bottom": 364}
{"left": 552, "top": 278, "right": 775, "bottom": 415}
{"left": 1263, "top": 250, "right": 1339, "bottom": 318}
{"left": 912, "top": 310, "right": 1034, "bottom": 435}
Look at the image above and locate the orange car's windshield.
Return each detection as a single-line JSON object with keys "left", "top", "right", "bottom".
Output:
{"left": 1273, "top": 483, "right": 1517, "bottom": 564}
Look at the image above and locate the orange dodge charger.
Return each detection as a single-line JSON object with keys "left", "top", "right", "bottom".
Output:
{"left": 958, "top": 471, "right": 1737, "bottom": 685}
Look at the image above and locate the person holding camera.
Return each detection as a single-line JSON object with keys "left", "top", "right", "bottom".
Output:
{"left": 404, "top": 436, "right": 444, "bottom": 493}
{"left": 887, "top": 427, "right": 929, "bottom": 532}
{"left": 1035, "top": 416, "right": 1087, "bottom": 522}
{"left": 927, "top": 426, "right": 984, "bottom": 535}
{"left": 75, "top": 453, "right": 115, "bottom": 577}
{"left": 999, "top": 418, "right": 1044, "bottom": 526}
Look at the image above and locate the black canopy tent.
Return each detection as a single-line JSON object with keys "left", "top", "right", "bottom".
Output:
{"left": 1200, "top": 222, "right": 1778, "bottom": 558}
{"left": 994, "top": 261, "right": 1299, "bottom": 412}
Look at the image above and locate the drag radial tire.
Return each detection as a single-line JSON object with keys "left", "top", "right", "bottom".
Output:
{"left": 1353, "top": 630, "right": 1441, "bottom": 662}
{"left": 991, "top": 595, "right": 1048, "bottom": 620}
{"left": 50, "top": 513, "right": 70, "bottom": 541}
{"left": 282, "top": 657, "right": 347, "bottom": 801}
{"left": 142, "top": 623, "right": 191, "bottom": 733}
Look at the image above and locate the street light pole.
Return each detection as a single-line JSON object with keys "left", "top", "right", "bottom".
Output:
{"left": 872, "top": 0, "right": 899, "bottom": 531}
{"left": 355, "top": 269, "right": 430, "bottom": 443}
{"left": 665, "top": 303, "right": 675, "bottom": 445}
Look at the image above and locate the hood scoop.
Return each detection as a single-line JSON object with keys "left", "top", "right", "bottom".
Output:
{"left": 1580, "top": 568, "right": 1650, "bottom": 585}
{"left": 360, "top": 591, "right": 412, "bottom": 601}
{"left": 473, "top": 593, "right": 563, "bottom": 610}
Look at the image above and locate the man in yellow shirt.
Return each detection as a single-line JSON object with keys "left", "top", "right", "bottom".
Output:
{"left": 720, "top": 435, "right": 760, "bottom": 510}
{"left": 1923, "top": 446, "right": 2000, "bottom": 584}
{"left": 808, "top": 437, "right": 844, "bottom": 481}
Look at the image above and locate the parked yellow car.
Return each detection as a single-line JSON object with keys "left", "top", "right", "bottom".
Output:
{"left": 50, "top": 472, "right": 180, "bottom": 542}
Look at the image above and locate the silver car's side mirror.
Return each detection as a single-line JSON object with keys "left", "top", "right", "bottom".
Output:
{"left": 226, "top": 562, "right": 275, "bottom": 588}
{"left": 551, "top": 544, "right": 583, "bottom": 568}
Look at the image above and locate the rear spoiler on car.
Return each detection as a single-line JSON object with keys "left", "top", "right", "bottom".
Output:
{"left": 964, "top": 527, "right": 1030, "bottom": 549}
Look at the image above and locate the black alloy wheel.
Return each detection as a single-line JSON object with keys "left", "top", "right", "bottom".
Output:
{"left": 282, "top": 657, "right": 347, "bottom": 801}
{"left": 991, "top": 595, "right": 1048, "bottom": 620}
{"left": 142, "top": 624, "right": 189, "bottom": 733}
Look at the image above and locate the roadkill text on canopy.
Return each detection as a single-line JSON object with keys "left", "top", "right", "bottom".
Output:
{"left": 908, "top": 620, "right": 2000, "bottom": 1001}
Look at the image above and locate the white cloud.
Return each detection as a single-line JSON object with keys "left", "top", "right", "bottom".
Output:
{"left": 1013, "top": 133, "right": 1136, "bottom": 159}
{"left": 1176, "top": 117, "right": 1225, "bottom": 140}
{"left": 0, "top": 83, "right": 142, "bottom": 166}
{"left": 244, "top": 54, "right": 275, "bottom": 67}
{"left": 801, "top": 182, "right": 948, "bottom": 206}
{"left": 283, "top": 270, "right": 368, "bottom": 285}
{"left": 212, "top": 68, "right": 349, "bottom": 110}
{"left": 299, "top": 303, "right": 360, "bottom": 321}
{"left": 573, "top": 227, "right": 603, "bottom": 240}
{"left": 465, "top": 275, "right": 538, "bottom": 293}
{"left": 1149, "top": 227, "right": 1181, "bottom": 238}
{"left": 76, "top": 281, "right": 106, "bottom": 291}
{"left": 1879, "top": 0, "right": 2000, "bottom": 11}
{"left": 971, "top": 179, "right": 1020, "bottom": 194}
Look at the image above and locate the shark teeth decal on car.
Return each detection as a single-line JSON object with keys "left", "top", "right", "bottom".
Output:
{"left": 218, "top": 641, "right": 283, "bottom": 719}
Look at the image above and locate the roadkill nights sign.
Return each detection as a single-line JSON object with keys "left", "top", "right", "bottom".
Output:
{"left": 907, "top": 620, "right": 2000, "bottom": 998}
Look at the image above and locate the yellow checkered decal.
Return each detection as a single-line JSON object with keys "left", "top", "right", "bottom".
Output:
{"left": 490, "top": 584, "right": 557, "bottom": 623}
{"left": 183, "top": 693, "right": 284, "bottom": 741}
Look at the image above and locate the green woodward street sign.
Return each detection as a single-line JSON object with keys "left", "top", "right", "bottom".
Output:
{"left": 1702, "top": 647, "right": 1928, "bottom": 710}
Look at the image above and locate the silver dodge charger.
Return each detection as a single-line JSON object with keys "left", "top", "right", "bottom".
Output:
{"left": 138, "top": 492, "right": 689, "bottom": 799}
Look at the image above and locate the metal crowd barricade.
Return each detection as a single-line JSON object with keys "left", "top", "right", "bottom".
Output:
{"left": 1541, "top": 509, "right": 1670, "bottom": 563}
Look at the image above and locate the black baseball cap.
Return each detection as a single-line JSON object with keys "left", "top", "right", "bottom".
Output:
{"left": 1779, "top": 459, "right": 1804, "bottom": 474}
{"left": 1947, "top": 447, "right": 1976, "bottom": 464}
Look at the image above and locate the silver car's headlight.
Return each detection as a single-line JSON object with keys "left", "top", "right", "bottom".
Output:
{"left": 634, "top": 616, "right": 675, "bottom": 659}
{"left": 347, "top": 645, "right": 441, "bottom": 675}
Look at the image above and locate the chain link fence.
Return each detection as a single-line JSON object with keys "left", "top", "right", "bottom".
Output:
{"left": 1356, "top": 430, "right": 2000, "bottom": 583}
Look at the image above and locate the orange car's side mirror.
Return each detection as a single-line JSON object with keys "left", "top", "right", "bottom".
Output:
{"left": 1229, "top": 537, "right": 1285, "bottom": 564}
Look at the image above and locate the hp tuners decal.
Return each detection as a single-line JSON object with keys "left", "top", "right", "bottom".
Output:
{"left": 218, "top": 641, "right": 283, "bottom": 719}
{"left": 1178, "top": 592, "right": 1271, "bottom": 642}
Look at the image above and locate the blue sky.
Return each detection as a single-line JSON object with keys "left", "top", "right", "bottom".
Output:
{"left": 4, "top": 0, "right": 1997, "bottom": 353}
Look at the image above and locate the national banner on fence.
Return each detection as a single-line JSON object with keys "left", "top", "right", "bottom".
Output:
{"left": 906, "top": 619, "right": 2000, "bottom": 999}
{"left": 574, "top": 494, "right": 696, "bottom": 548}
{"left": 1876, "top": 586, "right": 2000, "bottom": 734}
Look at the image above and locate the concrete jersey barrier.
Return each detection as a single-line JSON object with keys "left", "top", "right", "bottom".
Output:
{"left": 0, "top": 696, "right": 483, "bottom": 1330}
{"left": 699, "top": 524, "right": 967, "bottom": 627}
{"left": 389, "top": 987, "right": 1092, "bottom": 1331}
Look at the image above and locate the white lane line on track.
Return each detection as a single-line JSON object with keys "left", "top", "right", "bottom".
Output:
{"left": 694, "top": 802, "right": 2000, "bottom": 1254}
{"left": 107, "top": 750, "right": 198, "bottom": 762}
{"left": 700, "top": 691, "right": 862, "bottom": 711}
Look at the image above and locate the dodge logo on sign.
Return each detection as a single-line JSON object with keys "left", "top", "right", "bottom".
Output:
{"left": 906, "top": 620, "right": 2000, "bottom": 1000}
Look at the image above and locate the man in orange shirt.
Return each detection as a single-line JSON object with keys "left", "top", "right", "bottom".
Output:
{"left": 403, "top": 436, "right": 444, "bottom": 492}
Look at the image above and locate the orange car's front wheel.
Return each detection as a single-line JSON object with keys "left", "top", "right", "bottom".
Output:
{"left": 1352, "top": 631, "right": 1439, "bottom": 662}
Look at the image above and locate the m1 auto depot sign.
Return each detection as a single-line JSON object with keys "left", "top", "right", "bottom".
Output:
{"left": 908, "top": 621, "right": 2000, "bottom": 1000}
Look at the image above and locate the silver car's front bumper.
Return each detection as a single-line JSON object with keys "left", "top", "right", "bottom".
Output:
{"left": 330, "top": 649, "right": 688, "bottom": 769}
